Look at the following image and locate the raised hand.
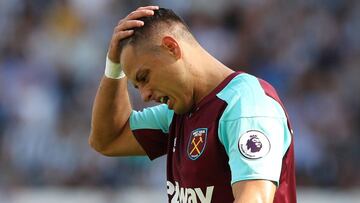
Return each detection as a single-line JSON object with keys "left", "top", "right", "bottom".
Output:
{"left": 107, "top": 6, "right": 159, "bottom": 63}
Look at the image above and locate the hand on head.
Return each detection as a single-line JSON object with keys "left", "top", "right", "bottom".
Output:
{"left": 107, "top": 6, "right": 159, "bottom": 63}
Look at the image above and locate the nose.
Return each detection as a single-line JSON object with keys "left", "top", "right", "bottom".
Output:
{"left": 138, "top": 85, "right": 152, "bottom": 102}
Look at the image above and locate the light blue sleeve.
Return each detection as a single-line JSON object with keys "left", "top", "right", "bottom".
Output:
{"left": 217, "top": 73, "right": 292, "bottom": 185}
{"left": 219, "top": 116, "right": 290, "bottom": 185}
{"left": 129, "top": 104, "right": 174, "bottom": 133}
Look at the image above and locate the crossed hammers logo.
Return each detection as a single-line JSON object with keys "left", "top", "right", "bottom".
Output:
{"left": 190, "top": 136, "right": 203, "bottom": 155}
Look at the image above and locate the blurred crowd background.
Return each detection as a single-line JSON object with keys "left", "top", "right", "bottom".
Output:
{"left": 0, "top": 0, "right": 359, "bottom": 195}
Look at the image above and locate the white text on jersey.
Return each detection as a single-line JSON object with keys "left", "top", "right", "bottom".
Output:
{"left": 167, "top": 181, "right": 214, "bottom": 203}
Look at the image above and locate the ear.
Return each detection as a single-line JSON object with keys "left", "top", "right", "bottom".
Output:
{"left": 162, "top": 36, "right": 181, "bottom": 59}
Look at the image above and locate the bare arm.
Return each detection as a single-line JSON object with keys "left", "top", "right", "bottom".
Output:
{"left": 90, "top": 76, "right": 143, "bottom": 156}
{"left": 89, "top": 6, "right": 159, "bottom": 156}
{"left": 232, "top": 180, "right": 276, "bottom": 203}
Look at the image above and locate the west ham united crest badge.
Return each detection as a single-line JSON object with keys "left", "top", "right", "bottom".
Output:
{"left": 187, "top": 128, "right": 208, "bottom": 160}
{"left": 238, "top": 130, "right": 271, "bottom": 159}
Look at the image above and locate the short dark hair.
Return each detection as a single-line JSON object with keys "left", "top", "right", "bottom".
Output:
{"left": 119, "top": 8, "right": 193, "bottom": 54}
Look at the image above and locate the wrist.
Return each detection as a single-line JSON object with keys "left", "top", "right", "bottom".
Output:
{"left": 104, "top": 54, "right": 125, "bottom": 79}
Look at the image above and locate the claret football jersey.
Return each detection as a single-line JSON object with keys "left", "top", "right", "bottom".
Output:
{"left": 129, "top": 72, "right": 296, "bottom": 203}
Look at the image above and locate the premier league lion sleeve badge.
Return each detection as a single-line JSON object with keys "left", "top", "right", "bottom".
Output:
{"left": 238, "top": 130, "right": 271, "bottom": 159}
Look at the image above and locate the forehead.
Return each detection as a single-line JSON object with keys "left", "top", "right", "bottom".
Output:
{"left": 120, "top": 45, "right": 138, "bottom": 76}
{"left": 120, "top": 45, "right": 151, "bottom": 81}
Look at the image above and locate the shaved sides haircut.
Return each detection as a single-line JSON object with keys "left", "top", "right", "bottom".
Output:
{"left": 119, "top": 8, "right": 195, "bottom": 54}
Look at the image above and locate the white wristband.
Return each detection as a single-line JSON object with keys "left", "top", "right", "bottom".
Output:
{"left": 104, "top": 54, "right": 125, "bottom": 79}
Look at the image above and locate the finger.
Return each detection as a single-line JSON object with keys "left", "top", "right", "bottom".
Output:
{"left": 115, "top": 20, "right": 144, "bottom": 32}
{"left": 118, "top": 30, "right": 134, "bottom": 39}
{"left": 126, "top": 9, "right": 155, "bottom": 20}
{"left": 116, "top": 8, "right": 156, "bottom": 26}
{"left": 108, "top": 30, "right": 134, "bottom": 62}
{"left": 116, "top": 9, "right": 156, "bottom": 25}
{"left": 137, "top": 6, "right": 159, "bottom": 11}
{"left": 113, "top": 30, "right": 134, "bottom": 42}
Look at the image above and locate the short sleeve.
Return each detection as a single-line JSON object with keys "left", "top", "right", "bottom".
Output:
{"left": 130, "top": 104, "right": 174, "bottom": 160}
{"left": 216, "top": 73, "right": 292, "bottom": 185}
{"left": 219, "top": 115, "right": 291, "bottom": 185}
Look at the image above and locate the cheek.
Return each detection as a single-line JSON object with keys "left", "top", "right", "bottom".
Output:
{"left": 173, "top": 83, "right": 192, "bottom": 101}
{"left": 178, "top": 90, "right": 194, "bottom": 110}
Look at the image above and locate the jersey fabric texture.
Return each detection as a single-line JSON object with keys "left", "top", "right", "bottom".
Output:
{"left": 130, "top": 72, "right": 297, "bottom": 203}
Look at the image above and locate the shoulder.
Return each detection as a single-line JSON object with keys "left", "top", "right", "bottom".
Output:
{"left": 216, "top": 73, "right": 286, "bottom": 121}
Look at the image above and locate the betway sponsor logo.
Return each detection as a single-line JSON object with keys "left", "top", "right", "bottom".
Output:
{"left": 167, "top": 181, "right": 214, "bottom": 203}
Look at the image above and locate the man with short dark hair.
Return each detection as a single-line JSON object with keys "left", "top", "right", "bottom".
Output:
{"left": 90, "top": 6, "right": 296, "bottom": 203}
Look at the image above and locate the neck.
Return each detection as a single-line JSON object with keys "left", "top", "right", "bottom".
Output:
{"left": 189, "top": 48, "right": 234, "bottom": 105}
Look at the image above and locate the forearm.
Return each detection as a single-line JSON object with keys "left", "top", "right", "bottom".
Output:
{"left": 90, "top": 76, "right": 132, "bottom": 151}
{"left": 232, "top": 180, "right": 276, "bottom": 203}
{"left": 89, "top": 6, "right": 158, "bottom": 154}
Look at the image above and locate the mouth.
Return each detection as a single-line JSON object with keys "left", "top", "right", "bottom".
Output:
{"left": 159, "top": 96, "right": 169, "bottom": 104}
{"left": 158, "top": 96, "right": 174, "bottom": 109}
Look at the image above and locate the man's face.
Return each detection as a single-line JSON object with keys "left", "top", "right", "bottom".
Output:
{"left": 121, "top": 45, "right": 194, "bottom": 114}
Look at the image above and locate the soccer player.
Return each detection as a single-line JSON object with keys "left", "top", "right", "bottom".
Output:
{"left": 90, "top": 6, "right": 296, "bottom": 203}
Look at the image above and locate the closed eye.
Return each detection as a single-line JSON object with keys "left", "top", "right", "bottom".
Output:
{"left": 136, "top": 69, "right": 150, "bottom": 84}
{"left": 138, "top": 75, "right": 147, "bottom": 82}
